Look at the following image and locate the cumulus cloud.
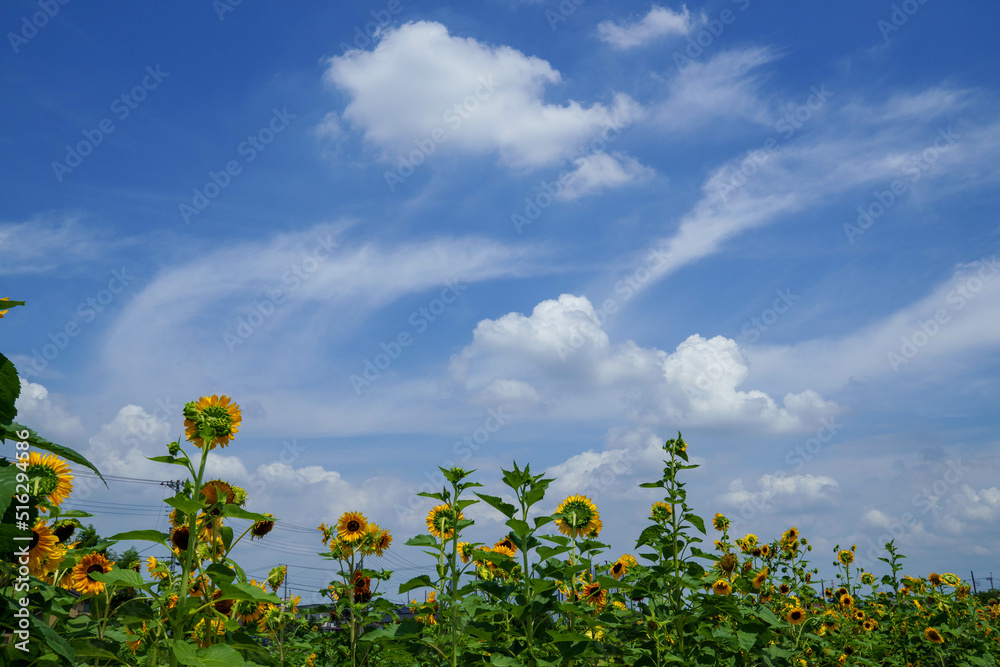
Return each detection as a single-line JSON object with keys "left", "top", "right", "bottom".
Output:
{"left": 598, "top": 5, "right": 693, "bottom": 49}
{"left": 323, "top": 21, "right": 641, "bottom": 170}
{"left": 452, "top": 294, "right": 841, "bottom": 433}
{"left": 719, "top": 473, "right": 839, "bottom": 509}
{"left": 14, "top": 379, "right": 85, "bottom": 442}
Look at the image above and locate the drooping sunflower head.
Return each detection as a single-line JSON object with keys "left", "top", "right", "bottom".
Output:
{"left": 924, "top": 627, "right": 944, "bottom": 644}
{"left": 235, "top": 580, "right": 268, "bottom": 624}
{"left": 146, "top": 556, "right": 169, "bottom": 581}
{"left": 457, "top": 541, "right": 475, "bottom": 564}
{"left": 712, "top": 513, "right": 730, "bottom": 532}
{"left": 712, "top": 579, "right": 732, "bottom": 596}
{"left": 752, "top": 569, "right": 768, "bottom": 591}
{"left": 719, "top": 552, "right": 739, "bottom": 575}
{"left": 183, "top": 394, "right": 242, "bottom": 450}
{"left": 28, "top": 519, "right": 59, "bottom": 576}
{"left": 649, "top": 501, "right": 672, "bottom": 523}
{"left": 70, "top": 553, "right": 114, "bottom": 597}
{"left": 426, "top": 504, "right": 464, "bottom": 541}
{"left": 786, "top": 607, "right": 806, "bottom": 625}
{"left": 25, "top": 451, "right": 74, "bottom": 506}
{"left": 170, "top": 525, "right": 190, "bottom": 554}
{"left": 338, "top": 511, "right": 368, "bottom": 543}
{"left": 554, "top": 495, "right": 600, "bottom": 539}
{"left": 837, "top": 549, "right": 855, "bottom": 566}
{"left": 373, "top": 528, "right": 393, "bottom": 557}
{"left": 250, "top": 514, "right": 275, "bottom": 540}
{"left": 586, "top": 515, "right": 603, "bottom": 539}
{"left": 52, "top": 519, "right": 78, "bottom": 543}
{"left": 267, "top": 565, "right": 287, "bottom": 593}
{"left": 200, "top": 479, "right": 236, "bottom": 514}
{"left": 928, "top": 572, "right": 943, "bottom": 586}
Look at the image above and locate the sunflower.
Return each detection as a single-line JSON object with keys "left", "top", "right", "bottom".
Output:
{"left": 412, "top": 591, "right": 437, "bottom": 625}
{"left": 211, "top": 590, "right": 235, "bottom": 615}
{"left": 24, "top": 451, "right": 74, "bottom": 506}
{"left": 183, "top": 394, "right": 241, "bottom": 450}
{"left": 373, "top": 528, "right": 393, "bottom": 557}
{"left": 457, "top": 541, "right": 474, "bottom": 564}
{"left": 837, "top": 549, "right": 854, "bottom": 566}
{"left": 862, "top": 619, "right": 876, "bottom": 632}
{"left": 495, "top": 535, "right": 517, "bottom": 554}
{"left": 611, "top": 554, "right": 637, "bottom": 580}
{"left": 52, "top": 520, "right": 77, "bottom": 543}
{"left": 752, "top": 569, "right": 768, "bottom": 591}
{"left": 170, "top": 525, "right": 190, "bottom": 554}
{"left": 235, "top": 580, "right": 268, "bottom": 624}
{"left": 759, "top": 544, "right": 771, "bottom": 558}
{"left": 27, "top": 519, "right": 59, "bottom": 575}
{"left": 786, "top": 607, "right": 806, "bottom": 625}
{"left": 191, "top": 617, "right": 227, "bottom": 648}
{"left": 146, "top": 556, "right": 169, "bottom": 581}
{"left": 70, "top": 553, "right": 114, "bottom": 596}
{"left": 554, "top": 495, "right": 600, "bottom": 539}
{"left": 824, "top": 588, "right": 834, "bottom": 599}
{"left": 169, "top": 509, "right": 186, "bottom": 528}
{"left": 854, "top": 610, "right": 865, "bottom": 621}
{"left": 835, "top": 586, "right": 848, "bottom": 600}
{"left": 839, "top": 594, "right": 854, "bottom": 608}
{"left": 0, "top": 297, "right": 9, "bottom": 319}
{"left": 928, "top": 572, "right": 942, "bottom": 586}
{"left": 267, "top": 565, "right": 287, "bottom": 594}
{"left": 713, "top": 579, "right": 732, "bottom": 596}
{"left": 586, "top": 515, "right": 603, "bottom": 539}
{"left": 782, "top": 527, "right": 799, "bottom": 543}
{"left": 778, "top": 583, "right": 791, "bottom": 595}
{"left": 718, "top": 552, "right": 738, "bottom": 575}
{"left": 352, "top": 570, "right": 372, "bottom": 603}
{"left": 36, "top": 543, "right": 68, "bottom": 580}
{"left": 581, "top": 579, "right": 606, "bottom": 608}
{"left": 338, "top": 511, "right": 369, "bottom": 543}
{"left": 924, "top": 627, "right": 944, "bottom": 644}
{"left": 649, "top": 501, "right": 672, "bottom": 523}
{"left": 251, "top": 514, "right": 275, "bottom": 540}
{"left": 712, "top": 513, "right": 729, "bottom": 531}
{"left": 125, "top": 622, "right": 147, "bottom": 653}
{"left": 200, "top": 479, "right": 236, "bottom": 513}
{"left": 426, "top": 504, "right": 464, "bottom": 540}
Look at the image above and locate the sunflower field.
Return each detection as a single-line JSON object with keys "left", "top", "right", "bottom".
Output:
{"left": 2, "top": 297, "right": 1000, "bottom": 666}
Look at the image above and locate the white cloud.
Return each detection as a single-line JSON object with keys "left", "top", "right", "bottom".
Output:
{"left": 719, "top": 473, "right": 839, "bottom": 509}
{"left": 557, "top": 152, "right": 654, "bottom": 200}
{"left": 597, "top": 5, "right": 692, "bottom": 49}
{"left": 323, "top": 21, "right": 641, "bottom": 170}
{"left": 747, "top": 256, "right": 1000, "bottom": 392}
{"left": 655, "top": 47, "right": 778, "bottom": 131}
{"left": 0, "top": 214, "right": 103, "bottom": 275}
{"left": 452, "top": 294, "right": 840, "bottom": 433}
{"left": 14, "top": 379, "right": 85, "bottom": 442}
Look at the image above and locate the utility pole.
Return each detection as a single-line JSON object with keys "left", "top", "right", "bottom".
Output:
{"left": 988, "top": 572, "right": 995, "bottom": 591}
{"left": 971, "top": 571, "right": 978, "bottom": 595}
{"left": 161, "top": 481, "right": 182, "bottom": 574}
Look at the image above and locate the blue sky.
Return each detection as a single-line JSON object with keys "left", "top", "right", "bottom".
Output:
{"left": 4, "top": 0, "right": 1000, "bottom": 600}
